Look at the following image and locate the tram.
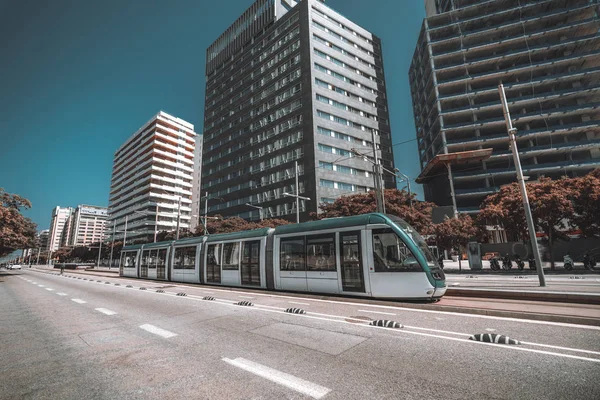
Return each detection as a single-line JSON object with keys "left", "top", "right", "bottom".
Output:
{"left": 119, "top": 213, "right": 446, "bottom": 300}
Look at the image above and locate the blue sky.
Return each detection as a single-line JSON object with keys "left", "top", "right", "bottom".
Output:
{"left": 0, "top": 0, "right": 426, "bottom": 231}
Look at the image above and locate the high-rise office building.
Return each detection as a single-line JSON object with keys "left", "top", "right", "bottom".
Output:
{"left": 107, "top": 111, "right": 198, "bottom": 244}
{"left": 201, "top": 0, "right": 395, "bottom": 222}
{"left": 411, "top": 0, "right": 600, "bottom": 214}
{"left": 47, "top": 206, "right": 74, "bottom": 252}
{"left": 68, "top": 205, "right": 108, "bottom": 247}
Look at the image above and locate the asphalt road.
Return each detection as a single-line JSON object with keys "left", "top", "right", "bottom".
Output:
{"left": 2, "top": 269, "right": 599, "bottom": 400}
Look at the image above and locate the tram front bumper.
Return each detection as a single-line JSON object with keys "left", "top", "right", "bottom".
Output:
{"left": 432, "top": 286, "right": 447, "bottom": 298}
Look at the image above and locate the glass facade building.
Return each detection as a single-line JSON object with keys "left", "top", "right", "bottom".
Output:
{"left": 201, "top": 0, "right": 395, "bottom": 222}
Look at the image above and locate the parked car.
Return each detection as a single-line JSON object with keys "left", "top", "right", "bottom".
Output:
{"left": 8, "top": 264, "right": 22, "bottom": 270}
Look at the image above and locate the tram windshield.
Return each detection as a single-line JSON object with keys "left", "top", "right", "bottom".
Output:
{"left": 386, "top": 216, "right": 440, "bottom": 270}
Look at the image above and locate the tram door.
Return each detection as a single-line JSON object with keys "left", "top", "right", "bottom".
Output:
{"left": 340, "top": 232, "right": 365, "bottom": 292}
{"left": 241, "top": 240, "right": 261, "bottom": 286}
{"left": 157, "top": 248, "right": 167, "bottom": 280}
{"left": 140, "top": 250, "right": 149, "bottom": 278}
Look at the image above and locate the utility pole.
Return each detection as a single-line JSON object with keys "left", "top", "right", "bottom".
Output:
{"left": 204, "top": 191, "right": 209, "bottom": 236}
{"left": 123, "top": 215, "right": 128, "bottom": 246}
{"left": 96, "top": 240, "right": 102, "bottom": 269}
{"left": 36, "top": 248, "right": 40, "bottom": 265}
{"left": 108, "top": 219, "right": 116, "bottom": 269}
{"left": 154, "top": 203, "right": 159, "bottom": 243}
{"left": 499, "top": 83, "right": 545, "bottom": 287}
{"left": 295, "top": 161, "right": 300, "bottom": 223}
{"left": 371, "top": 130, "right": 386, "bottom": 214}
{"left": 176, "top": 196, "right": 181, "bottom": 240}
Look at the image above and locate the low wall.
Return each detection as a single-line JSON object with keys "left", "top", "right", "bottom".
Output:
{"left": 479, "top": 237, "right": 600, "bottom": 261}
{"left": 54, "top": 263, "right": 94, "bottom": 270}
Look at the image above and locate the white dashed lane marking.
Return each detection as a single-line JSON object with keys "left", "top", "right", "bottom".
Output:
{"left": 139, "top": 324, "right": 177, "bottom": 339}
{"left": 57, "top": 293, "right": 67, "bottom": 296}
{"left": 95, "top": 308, "right": 117, "bottom": 316}
{"left": 71, "top": 299, "right": 87, "bottom": 304}
{"left": 45, "top": 288, "right": 54, "bottom": 291}
{"left": 37, "top": 285, "right": 45, "bottom": 287}
{"left": 223, "top": 357, "right": 331, "bottom": 399}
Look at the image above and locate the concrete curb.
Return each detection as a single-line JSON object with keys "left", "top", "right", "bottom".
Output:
{"left": 419, "top": 303, "right": 600, "bottom": 327}
{"left": 446, "top": 288, "right": 600, "bottom": 305}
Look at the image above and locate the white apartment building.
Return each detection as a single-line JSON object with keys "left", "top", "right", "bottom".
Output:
{"left": 68, "top": 205, "right": 108, "bottom": 247}
{"left": 47, "top": 206, "right": 74, "bottom": 252}
{"left": 107, "top": 111, "right": 198, "bottom": 244}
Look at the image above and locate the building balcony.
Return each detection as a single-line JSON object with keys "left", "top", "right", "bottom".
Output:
{"left": 427, "top": 1, "right": 589, "bottom": 36}
{"left": 432, "top": 17, "right": 597, "bottom": 60}
{"left": 436, "top": 49, "right": 600, "bottom": 87}
{"left": 443, "top": 102, "right": 600, "bottom": 133}
{"left": 446, "top": 120, "right": 600, "bottom": 150}
{"left": 440, "top": 85, "right": 600, "bottom": 116}
{"left": 453, "top": 159, "right": 600, "bottom": 184}
{"left": 438, "top": 66, "right": 600, "bottom": 102}
{"left": 435, "top": 33, "right": 599, "bottom": 74}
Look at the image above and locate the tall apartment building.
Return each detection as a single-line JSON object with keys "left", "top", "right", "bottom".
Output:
{"left": 201, "top": 0, "right": 395, "bottom": 222}
{"left": 411, "top": 0, "right": 600, "bottom": 214}
{"left": 68, "top": 205, "right": 108, "bottom": 247}
{"left": 107, "top": 111, "right": 198, "bottom": 244}
{"left": 47, "top": 206, "right": 74, "bottom": 251}
{"left": 37, "top": 229, "right": 49, "bottom": 254}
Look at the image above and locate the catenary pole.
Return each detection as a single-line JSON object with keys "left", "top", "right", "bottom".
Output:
{"left": 371, "top": 129, "right": 385, "bottom": 214}
{"left": 499, "top": 84, "right": 545, "bottom": 287}
{"left": 295, "top": 161, "right": 300, "bottom": 223}
{"left": 108, "top": 219, "right": 116, "bottom": 269}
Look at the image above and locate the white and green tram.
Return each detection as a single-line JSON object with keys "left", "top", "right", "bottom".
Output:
{"left": 120, "top": 213, "right": 446, "bottom": 300}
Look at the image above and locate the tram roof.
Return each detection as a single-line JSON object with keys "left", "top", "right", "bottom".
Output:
{"left": 122, "top": 244, "right": 144, "bottom": 251}
{"left": 142, "top": 240, "right": 174, "bottom": 249}
{"left": 274, "top": 213, "right": 388, "bottom": 235}
{"left": 205, "top": 227, "right": 273, "bottom": 242}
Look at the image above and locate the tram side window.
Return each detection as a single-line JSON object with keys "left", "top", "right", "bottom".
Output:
{"left": 222, "top": 242, "right": 240, "bottom": 270}
{"left": 156, "top": 249, "right": 167, "bottom": 269}
{"left": 306, "top": 235, "right": 336, "bottom": 271}
{"left": 148, "top": 249, "right": 158, "bottom": 269}
{"left": 174, "top": 246, "right": 196, "bottom": 269}
{"left": 372, "top": 228, "right": 422, "bottom": 272}
{"left": 280, "top": 237, "right": 305, "bottom": 271}
{"left": 122, "top": 252, "right": 136, "bottom": 268}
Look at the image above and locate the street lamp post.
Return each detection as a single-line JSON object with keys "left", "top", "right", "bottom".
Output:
{"left": 282, "top": 192, "right": 310, "bottom": 224}
{"left": 176, "top": 196, "right": 181, "bottom": 240}
{"left": 201, "top": 193, "right": 224, "bottom": 235}
{"left": 123, "top": 215, "right": 129, "bottom": 246}
{"left": 245, "top": 203, "right": 264, "bottom": 221}
{"left": 96, "top": 240, "right": 102, "bottom": 269}
{"left": 395, "top": 169, "right": 412, "bottom": 209}
{"left": 108, "top": 219, "right": 116, "bottom": 269}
